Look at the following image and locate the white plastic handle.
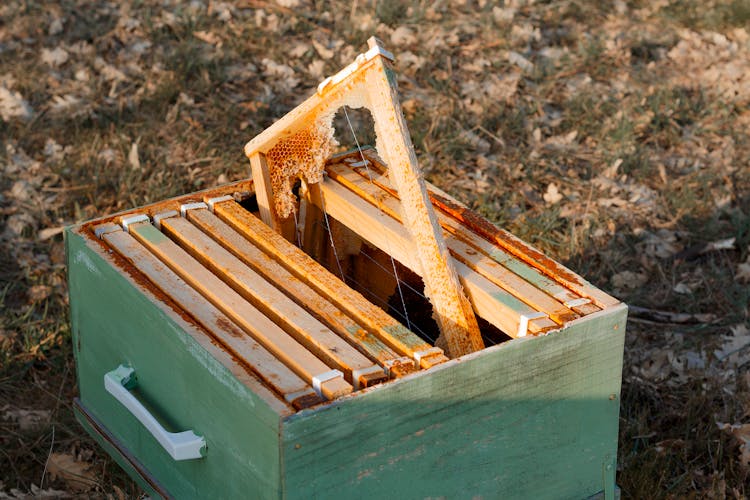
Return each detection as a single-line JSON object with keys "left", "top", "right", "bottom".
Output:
{"left": 104, "top": 365, "right": 206, "bottom": 461}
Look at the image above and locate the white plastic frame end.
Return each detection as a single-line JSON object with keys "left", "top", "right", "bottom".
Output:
{"left": 180, "top": 202, "right": 208, "bottom": 217}
{"left": 152, "top": 210, "right": 179, "bottom": 230}
{"left": 205, "top": 195, "right": 234, "bottom": 212}
{"left": 120, "top": 214, "right": 150, "bottom": 233}
{"left": 517, "top": 312, "right": 548, "bottom": 338}
{"left": 311, "top": 369, "right": 344, "bottom": 399}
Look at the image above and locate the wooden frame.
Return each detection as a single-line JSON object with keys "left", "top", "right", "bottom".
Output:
{"left": 243, "top": 37, "right": 483, "bottom": 357}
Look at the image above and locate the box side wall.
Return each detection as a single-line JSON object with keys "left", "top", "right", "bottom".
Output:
{"left": 67, "top": 229, "right": 283, "bottom": 499}
{"left": 281, "top": 305, "right": 627, "bottom": 499}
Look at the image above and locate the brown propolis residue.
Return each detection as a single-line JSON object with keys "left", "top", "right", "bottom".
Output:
{"left": 428, "top": 192, "right": 584, "bottom": 286}
{"left": 290, "top": 392, "right": 324, "bottom": 411}
{"left": 214, "top": 316, "right": 247, "bottom": 339}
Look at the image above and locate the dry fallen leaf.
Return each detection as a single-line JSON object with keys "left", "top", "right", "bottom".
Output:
{"left": 193, "top": 30, "right": 222, "bottom": 47}
{"left": 0, "top": 86, "right": 33, "bottom": 121}
{"left": 716, "top": 422, "right": 750, "bottom": 467}
{"left": 27, "top": 285, "right": 52, "bottom": 302}
{"left": 390, "top": 26, "right": 416, "bottom": 46}
{"left": 714, "top": 324, "right": 750, "bottom": 366}
{"left": 508, "top": 51, "right": 534, "bottom": 72}
{"left": 3, "top": 408, "right": 50, "bottom": 432}
{"left": 128, "top": 142, "right": 140, "bottom": 171}
{"left": 543, "top": 183, "right": 563, "bottom": 205}
{"left": 40, "top": 47, "right": 69, "bottom": 67}
{"left": 47, "top": 452, "right": 98, "bottom": 493}
{"left": 611, "top": 270, "right": 648, "bottom": 291}
{"left": 673, "top": 282, "right": 692, "bottom": 294}
{"left": 38, "top": 227, "right": 64, "bottom": 241}
{"left": 736, "top": 254, "right": 750, "bottom": 283}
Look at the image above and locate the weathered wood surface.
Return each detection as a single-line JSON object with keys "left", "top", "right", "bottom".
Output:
{"left": 67, "top": 228, "right": 286, "bottom": 499}
{"left": 210, "top": 198, "right": 450, "bottom": 368}
{"left": 298, "top": 183, "right": 326, "bottom": 263}
{"left": 159, "top": 212, "right": 387, "bottom": 389}
{"left": 311, "top": 179, "right": 557, "bottom": 337}
{"left": 99, "top": 224, "right": 319, "bottom": 408}
{"left": 358, "top": 38, "right": 483, "bottom": 357}
{"left": 185, "top": 207, "right": 416, "bottom": 377}
{"left": 342, "top": 155, "right": 590, "bottom": 307}
{"left": 281, "top": 304, "right": 628, "bottom": 499}
{"left": 327, "top": 163, "right": 581, "bottom": 325}
{"left": 249, "top": 152, "right": 296, "bottom": 242}
{"left": 429, "top": 190, "right": 620, "bottom": 309}
{"left": 127, "top": 220, "right": 352, "bottom": 400}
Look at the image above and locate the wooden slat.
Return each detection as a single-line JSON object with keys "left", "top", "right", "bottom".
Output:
{"left": 327, "top": 163, "right": 581, "bottom": 325}
{"left": 249, "top": 152, "right": 295, "bottom": 242}
{"left": 298, "top": 183, "right": 326, "bottom": 263}
{"left": 98, "top": 225, "right": 321, "bottom": 409}
{"left": 357, "top": 148, "right": 617, "bottom": 310}
{"left": 126, "top": 221, "right": 352, "bottom": 400}
{"left": 184, "top": 208, "right": 416, "bottom": 378}
{"left": 360, "top": 39, "right": 483, "bottom": 357}
{"left": 308, "top": 181, "right": 557, "bottom": 337}
{"left": 159, "top": 212, "right": 388, "bottom": 389}
{"left": 210, "top": 199, "right": 450, "bottom": 368}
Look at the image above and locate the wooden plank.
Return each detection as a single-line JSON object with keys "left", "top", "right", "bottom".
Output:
{"left": 249, "top": 152, "right": 295, "bottom": 241}
{"left": 98, "top": 225, "right": 320, "bottom": 409}
{"left": 159, "top": 212, "right": 388, "bottom": 389}
{"left": 310, "top": 180, "right": 557, "bottom": 337}
{"left": 357, "top": 148, "right": 616, "bottom": 310}
{"left": 210, "top": 199, "right": 450, "bottom": 369}
{"left": 126, "top": 220, "right": 352, "bottom": 401}
{"left": 298, "top": 183, "right": 326, "bottom": 263}
{"left": 327, "top": 163, "right": 581, "bottom": 325}
{"left": 185, "top": 208, "right": 416, "bottom": 378}
{"left": 281, "top": 304, "right": 628, "bottom": 499}
{"left": 360, "top": 40, "right": 482, "bottom": 357}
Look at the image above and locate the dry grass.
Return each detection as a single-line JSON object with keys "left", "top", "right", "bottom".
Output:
{"left": 1, "top": 0, "right": 749, "bottom": 497}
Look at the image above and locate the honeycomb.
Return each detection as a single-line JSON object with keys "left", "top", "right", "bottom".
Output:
{"left": 265, "top": 118, "right": 337, "bottom": 218}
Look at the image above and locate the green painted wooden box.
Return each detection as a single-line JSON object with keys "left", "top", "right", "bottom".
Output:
{"left": 67, "top": 177, "right": 626, "bottom": 499}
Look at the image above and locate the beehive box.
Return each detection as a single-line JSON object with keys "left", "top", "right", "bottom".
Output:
{"left": 67, "top": 40, "right": 626, "bottom": 499}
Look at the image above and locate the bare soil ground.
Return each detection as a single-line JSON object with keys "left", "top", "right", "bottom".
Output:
{"left": 1, "top": 0, "right": 749, "bottom": 497}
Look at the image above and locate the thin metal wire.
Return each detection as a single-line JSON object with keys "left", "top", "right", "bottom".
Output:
{"left": 309, "top": 216, "right": 426, "bottom": 300}
{"left": 341, "top": 272, "right": 437, "bottom": 342}
{"left": 356, "top": 249, "right": 428, "bottom": 300}
{"left": 343, "top": 106, "right": 412, "bottom": 331}
{"left": 318, "top": 194, "right": 346, "bottom": 282}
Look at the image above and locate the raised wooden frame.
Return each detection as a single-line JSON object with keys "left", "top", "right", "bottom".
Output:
{"left": 244, "top": 37, "right": 483, "bottom": 357}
